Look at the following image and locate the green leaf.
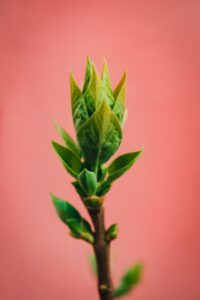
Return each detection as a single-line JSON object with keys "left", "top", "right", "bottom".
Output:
{"left": 97, "top": 164, "right": 107, "bottom": 182}
{"left": 113, "top": 71, "right": 126, "bottom": 99}
{"left": 114, "top": 263, "right": 143, "bottom": 298}
{"left": 51, "top": 193, "right": 80, "bottom": 222}
{"left": 83, "top": 57, "right": 93, "bottom": 93}
{"left": 96, "top": 181, "right": 111, "bottom": 197}
{"left": 107, "top": 149, "right": 143, "bottom": 183}
{"left": 70, "top": 73, "right": 89, "bottom": 130}
{"left": 77, "top": 100, "right": 122, "bottom": 171}
{"left": 104, "top": 86, "right": 116, "bottom": 109}
{"left": 72, "top": 181, "right": 87, "bottom": 197}
{"left": 67, "top": 218, "right": 94, "bottom": 243}
{"left": 53, "top": 122, "right": 81, "bottom": 158}
{"left": 112, "top": 73, "right": 126, "bottom": 122}
{"left": 106, "top": 224, "right": 118, "bottom": 242}
{"left": 83, "top": 63, "right": 104, "bottom": 116}
{"left": 101, "top": 59, "right": 113, "bottom": 94}
{"left": 51, "top": 194, "right": 94, "bottom": 244}
{"left": 121, "top": 109, "right": 128, "bottom": 126}
{"left": 78, "top": 169, "right": 97, "bottom": 196}
{"left": 101, "top": 59, "right": 115, "bottom": 108}
{"left": 52, "top": 141, "right": 83, "bottom": 178}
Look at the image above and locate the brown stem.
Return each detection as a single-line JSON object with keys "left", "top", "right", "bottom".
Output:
{"left": 89, "top": 207, "right": 114, "bottom": 300}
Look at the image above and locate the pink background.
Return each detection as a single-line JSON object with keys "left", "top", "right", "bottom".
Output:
{"left": 1, "top": 1, "right": 200, "bottom": 299}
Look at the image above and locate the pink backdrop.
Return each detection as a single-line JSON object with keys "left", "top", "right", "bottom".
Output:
{"left": 1, "top": 1, "right": 200, "bottom": 299}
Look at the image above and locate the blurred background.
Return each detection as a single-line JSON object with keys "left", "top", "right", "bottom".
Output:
{"left": 1, "top": 0, "right": 200, "bottom": 299}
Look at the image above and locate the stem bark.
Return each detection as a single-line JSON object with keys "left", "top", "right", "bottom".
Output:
{"left": 89, "top": 207, "right": 114, "bottom": 300}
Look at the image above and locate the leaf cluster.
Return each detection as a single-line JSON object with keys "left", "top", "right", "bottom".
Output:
{"left": 50, "top": 58, "right": 143, "bottom": 298}
{"left": 52, "top": 58, "right": 142, "bottom": 209}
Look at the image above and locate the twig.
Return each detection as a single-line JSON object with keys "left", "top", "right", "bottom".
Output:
{"left": 89, "top": 207, "right": 114, "bottom": 300}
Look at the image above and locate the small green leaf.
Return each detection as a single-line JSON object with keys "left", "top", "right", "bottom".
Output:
{"left": 53, "top": 122, "right": 81, "bottom": 158}
{"left": 113, "top": 71, "right": 126, "bottom": 99}
{"left": 112, "top": 73, "right": 126, "bottom": 123}
{"left": 106, "top": 224, "right": 118, "bottom": 242}
{"left": 68, "top": 218, "right": 94, "bottom": 243}
{"left": 77, "top": 100, "right": 122, "bottom": 171}
{"left": 70, "top": 73, "right": 89, "bottom": 130}
{"left": 72, "top": 181, "right": 87, "bottom": 197}
{"left": 52, "top": 141, "right": 83, "bottom": 178}
{"left": 97, "top": 164, "right": 107, "bottom": 182}
{"left": 101, "top": 59, "right": 115, "bottom": 108}
{"left": 78, "top": 169, "right": 97, "bottom": 196}
{"left": 96, "top": 181, "right": 111, "bottom": 197}
{"left": 104, "top": 86, "right": 116, "bottom": 110}
{"left": 107, "top": 149, "right": 143, "bottom": 183}
{"left": 51, "top": 194, "right": 94, "bottom": 244}
{"left": 51, "top": 193, "right": 80, "bottom": 222}
{"left": 122, "top": 109, "right": 128, "bottom": 126}
{"left": 101, "top": 59, "right": 113, "bottom": 94}
{"left": 114, "top": 263, "right": 143, "bottom": 298}
{"left": 84, "top": 63, "right": 104, "bottom": 116}
{"left": 83, "top": 57, "right": 93, "bottom": 93}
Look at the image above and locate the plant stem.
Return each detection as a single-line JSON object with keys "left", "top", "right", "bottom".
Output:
{"left": 89, "top": 207, "right": 114, "bottom": 300}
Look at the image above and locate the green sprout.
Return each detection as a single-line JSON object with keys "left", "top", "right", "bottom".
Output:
{"left": 51, "top": 58, "right": 143, "bottom": 300}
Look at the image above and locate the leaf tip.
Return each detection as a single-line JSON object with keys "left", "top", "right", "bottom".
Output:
{"left": 52, "top": 119, "right": 59, "bottom": 129}
{"left": 86, "top": 56, "right": 92, "bottom": 64}
{"left": 69, "top": 72, "right": 75, "bottom": 83}
{"left": 138, "top": 146, "right": 144, "bottom": 156}
{"left": 51, "top": 118, "right": 57, "bottom": 127}
{"left": 102, "top": 57, "right": 108, "bottom": 70}
{"left": 69, "top": 72, "right": 81, "bottom": 90}
{"left": 50, "top": 193, "right": 58, "bottom": 206}
{"left": 51, "top": 140, "right": 56, "bottom": 148}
